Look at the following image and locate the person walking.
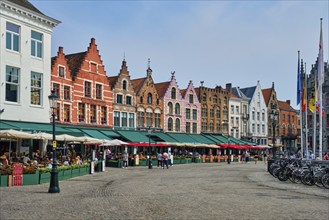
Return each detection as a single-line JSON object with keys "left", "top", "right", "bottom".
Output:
{"left": 162, "top": 152, "right": 169, "bottom": 169}
{"left": 168, "top": 150, "right": 172, "bottom": 166}
{"left": 157, "top": 152, "right": 163, "bottom": 168}
{"left": 263, "top": 152, "right": 267, "bottom": 164}
{"left": 122, "top": 150, "right": 128, "bottom": 168}
{"left": 254, "top": 154, "right": 258, "bottom": 164}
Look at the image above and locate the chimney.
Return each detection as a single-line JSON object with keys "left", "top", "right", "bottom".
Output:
{"left": 59, "top": 46, "right": 63, "bottom": 54}
{"left": 226, "top": 83, "right": 232, "bottom": 92}
{"left": 286, "top": 100, "right": 291, "bottom": 105}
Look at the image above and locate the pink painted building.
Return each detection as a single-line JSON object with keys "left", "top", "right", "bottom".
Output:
{"left": 155, "top": 72, "right": 184, "bottom": 132}
{"left": 181, "top": 80, "right": 201, "bottom": 134}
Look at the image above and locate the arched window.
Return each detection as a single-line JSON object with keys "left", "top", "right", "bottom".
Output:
{"left": 175, "top": 118, "right": 180, "bottom": 132}
{"left": 202, "top": 93, "right": 207, "bottom": 102}
{"left": 168, "top": 102, "right": 173, "bottom": 114}
{"left": 140, "top": 96, "right": 143, "bottom": 103}
{"left": 171, "top": 87, "right": 176, "bottom": 99}
{"left": 213, "top": 95, "right": 218, "bottom": 104}
{"left": 122, "top": 80, "right": 127, "bottom": 90}
{"left": 175, "top": 103, "right": 180, "bottom": 114}
{"left": 168, "top": 118, "right": 173, "bottom": 131}
{"left": 147, "top": 93, "right": 152, "bottom": 104}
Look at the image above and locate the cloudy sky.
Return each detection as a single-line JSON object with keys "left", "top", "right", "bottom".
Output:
{"left": 31, "top": 0, "right": 328, "bottom": 108}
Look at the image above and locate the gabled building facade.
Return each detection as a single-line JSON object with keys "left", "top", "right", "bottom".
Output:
{"left": 181, "top": 80, "right": 201, "bottom": 134}
{"left": 155, "top": 72, "right": 184, "bottom": 132}
{"left": 230, "top": 86, "right": 250, "bottom": 140}
{"left": 0, "top": 0, "right": 60, "bottom": 122}
{"left": 195, "top": 82, "right": 229, "bottom": 135}
{"left": 262, "top": 82, "right": 281, "bottom": 148}
{"left": 278, "top": 100, "right": 298, "bottom": 153}
{"left": 131, "top": 63, "right": 162, "bottom": 130}
{"left": 108, "top": 60, "right": 136, "bottom": 130}
{"left": 51, "top": 38, "right": 113, "bottom": 127}
{"left": 240, "top": 81, "right": 268, "bottom": 145}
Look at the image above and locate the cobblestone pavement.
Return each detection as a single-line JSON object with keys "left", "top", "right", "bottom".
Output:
{"left": 0, "top": 162, "right": 328, "bottom": 220}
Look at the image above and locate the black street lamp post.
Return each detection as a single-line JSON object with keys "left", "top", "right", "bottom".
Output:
{"left": 270, "top": 105, "right": 279, "bottom": 159}
{"left": 148, "top": 126, "right": 152, "bottom": 169}
{"left": 48, "top": 90, "right": 60, "bottom": 193}
{"left": 227, "top": 137, "right": 231, "bottom": 164}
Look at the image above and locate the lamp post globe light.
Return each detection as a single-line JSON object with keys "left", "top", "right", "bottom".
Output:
{"left": 48, "top": 90, "right": 60, "bottom": 193}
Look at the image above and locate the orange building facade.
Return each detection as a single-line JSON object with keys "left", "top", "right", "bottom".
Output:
{"left": 51, "top": 38, "right": 113, "bottom": 127}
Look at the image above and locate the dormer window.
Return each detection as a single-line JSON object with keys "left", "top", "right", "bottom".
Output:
{"left": 171, "top": 88, "right": 176, "bottom": 99}
{"left": 90, "top": 62, "right": 97, "bottom": 73}
{"left": 147, "top": 93, "right": 152, "bottom": 104}
{"left": 122, "top": 80, "right": 127, "bottom": 90}
{"left": 58, "top": 66, "right": 65, "bottom": 78}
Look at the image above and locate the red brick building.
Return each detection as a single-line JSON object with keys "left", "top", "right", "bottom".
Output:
{"left": 51, "top": 38, "right": 113, "bottom": 127}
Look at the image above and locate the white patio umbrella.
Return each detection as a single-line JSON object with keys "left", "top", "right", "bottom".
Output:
{"left": 101, "top": 139, "right": 128, "bottom": 146}
{"left": 56, "top": 134, "right": 80, "bottom": 142}
{"left": 31, "top": 132, "right": 53, "bottom": 140}
{"left": 76, "top": 136, "right": 103, "bottom": 144}
{"left": 0, "top": 129, "right": 34, "bottom": 139}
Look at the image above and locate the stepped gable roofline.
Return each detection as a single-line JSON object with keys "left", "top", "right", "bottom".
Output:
{"left": 154, "top": 81, "right": 170, "bottom": 98}
{"left": 65, "top": 51, "right": 87, "bottom": 79}
{"left": 108, "top": 76, "right": 119, "bottom": 89}
{"left": 278, "top": 100, "right": 295, "bottom": 112}
{"left": 4, "top": 0, "right": 61, "bottom": 27}
{"left": 262, "top": 88, "right": 272, "bottom": 106}
{"left": 131, "top": 77, "right": 146, "bottom": 94}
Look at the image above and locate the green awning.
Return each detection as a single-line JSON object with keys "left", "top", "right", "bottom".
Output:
{"left": 150, "top": 132, "right": 177, "bottom": 143}
{"left": 100, "top": 130, "right": 121, "bottom": 138}
{"left": 80, "top": 129, "right": 111, "bottom": 140}
{"left": 202, "top": 134, "right": 221, "bottom": 144}
{"left": 116, "top": 130, "right": 151, "bottom": 143}
{"left": 1, "top": 120, "right": 68, "bottom": 133}
{"left": 188, "top": 134, "right": 216, "bottom": 144}
{"left": 166, "top": 133, "right": 197, "bottom": 144}
{"left": 210, "top": 134, "right": 229, "bottom": 144}
{"left": 0, "top": 121, "right": 18, "bottom": 130}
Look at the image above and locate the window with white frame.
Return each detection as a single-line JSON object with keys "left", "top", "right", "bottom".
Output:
{"left": 122, "top": 112, "right": 128, "bottom": 127}
{"left": 192, "top": 109, "right": 197, "bottom": 120}
{"left": 186, "top": 122, "right": 191, "bottom": 133}
{"left": 6, "top": 22, "right": 20, "bottom": 52}
{"left": 192, "top": 123, "right": 197, "bottom": 133}
{"left": 101, "top": 106, "right": 107, "bottom": 124}
{"left": 126, "top": 96, "right": 132, "bottom": 105}
{"left": 30, "top": 72, "right": 42, "bottom": 105}
{"left": 146, "top": 112, "right": 152, "bottom": 127}
{"left": 90, "top": 105, "right": 97, "bottom": 123}
{"left": 114, "top": 111, "right": 120, "bottom": 127}
{"left": 31, "top": 31, "right": 43, "bottom": 58}
{"left": 129, "top": 113, "right": 135, "bottom": 128}
{"left": 154, "top": 113, "right": 160, "bottom": 128}
{"left": 186, "top": 108, "right": 191, "bottom": 119}
{"left": 5, "top": 66, "right": 20, "bottom": 103}
{"left": 58, "top": 66, "right": 65, "bottom": 78}
{"left": 96, "top": 84, "right": 102, "bottom": 99}
{"left": 117, "top": 94, "right": 123, "bottom": 104}
{"left": 64, "top": 86, "right": 70, "bottom": 100}
{"left": 64, "top": 104, "right": 70, "bottom": 122}
{"left": 85, "top": 81, "right": 91, "bottom": 97}
{"left": 168, "top": 118, "right": 173, "bottom": 131}
{"left": 175, "top": 118, "right": 180, "bottom": 132}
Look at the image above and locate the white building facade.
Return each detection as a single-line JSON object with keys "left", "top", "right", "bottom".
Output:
{"left": 240, "top": 81, "right": 268, "bottom": 145}
{"left": 0, "top": 0, "right": 60, "bottom": 123}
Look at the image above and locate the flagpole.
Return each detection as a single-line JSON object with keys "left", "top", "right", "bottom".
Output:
{"left": 305, "top": 64, "right": 308, "bottom": 159}
{"left": 318, "top": 18, "right": 324, "bottom": 160}
{"left": 297, "top": 51, "right": 303, "bottom": 158}
{"left": 313, "top": 73, "right": 316, "bottom": 159}
{"left": 304, "top": 62, "right": 308, "bottom": 159}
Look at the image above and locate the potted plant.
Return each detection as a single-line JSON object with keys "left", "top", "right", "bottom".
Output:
{"left": 39, "top": 167, "right": 51, "bottom": 184}
{"left": 23, "top": 166, "right": 39, "bottom": 185}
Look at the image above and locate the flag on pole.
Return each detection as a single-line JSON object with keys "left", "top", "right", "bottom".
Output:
{"left": 308, "top": 74, "right": 317, "bottom": 113}
{"left": 297, "top": 51, "right": 301, "bottom": 105}
{"left": 301, "top": 71, "right": 307, "bottom": 112}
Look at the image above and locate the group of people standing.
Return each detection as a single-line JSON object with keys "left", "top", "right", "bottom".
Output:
{"left": 157, "top": 151, "right": 173, "bottom": 169}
